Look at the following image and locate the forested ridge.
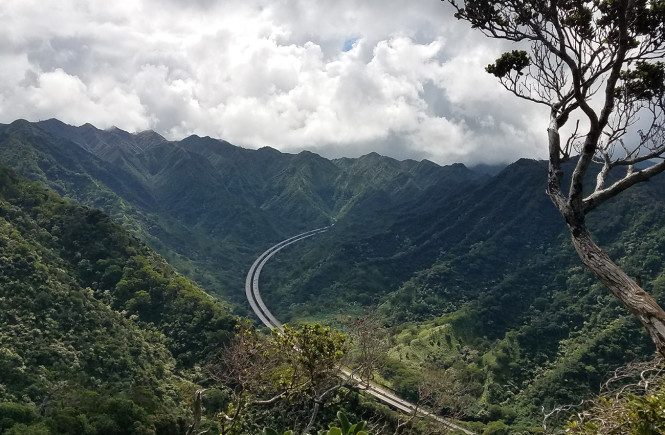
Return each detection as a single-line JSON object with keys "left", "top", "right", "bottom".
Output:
{"left": 0, "top": 119, "right": 485, "bottom": 310}
{"left": 0, "top": 164, "right": 235, "bottom": 434}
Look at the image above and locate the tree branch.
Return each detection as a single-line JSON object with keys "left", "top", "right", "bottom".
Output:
{"left": 301, "top": 383, "right": 344, "bottom": 435}
{"left": 584, "top": 159, "right": 665, "bottom": 213}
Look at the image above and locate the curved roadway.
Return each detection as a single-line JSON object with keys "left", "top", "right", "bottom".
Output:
{"left": 244, "top": 227, "right": 475, "bottom": 435}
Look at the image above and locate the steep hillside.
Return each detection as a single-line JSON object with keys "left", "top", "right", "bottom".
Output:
{"left": 0, "top": 119, "right": 483, "bottom": 309}
{"left": 0, "top": 165, "right": 235, "bottom": 433}
{"left": 259, "top": 159, "right": 560, "bottom": 318}
{"left": 258, "top": 159, "right": 665, "bottom": 429}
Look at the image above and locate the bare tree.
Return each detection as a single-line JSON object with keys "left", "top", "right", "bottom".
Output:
{"left": 208, "top": 320, "right": 278, "bottom": 434}
{"left": 349, "top": 311, "right": 389, "bottom": 389}
{"left": 447, "top": 0, "right": 665, "bottom": 354}
{"left": 393, "top": 367, "right": 473, "bottom": 435}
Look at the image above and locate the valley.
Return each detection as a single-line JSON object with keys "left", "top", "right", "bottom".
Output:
{"left": 2, "top": 119, "right": 665, "bottom": 433}
{"left": 244, "top": 226, "right": 473, "bottom": 434}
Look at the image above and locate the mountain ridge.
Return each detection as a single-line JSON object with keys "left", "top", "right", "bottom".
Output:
{"left": 0, "top": 119, "right": 483, "bottom": 305}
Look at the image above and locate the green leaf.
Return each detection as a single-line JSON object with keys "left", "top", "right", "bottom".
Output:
{"left": 353, "top": 422, "right": 368, "bottom": 434}
{"left": 337, "top": 411, "right": 351, "bottom": 434}
{"left": 618, "top": 61, "right": 665, "bottom": 100}
{"left": 263, "top": 428, "right": 279, "bottom": 435}
{"left": 486, "top": 50, "right": 530, "bottom": 78}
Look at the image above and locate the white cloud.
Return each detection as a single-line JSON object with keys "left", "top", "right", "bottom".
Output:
{"left": 0, "top": 0, "right": 551, "bottom": 165}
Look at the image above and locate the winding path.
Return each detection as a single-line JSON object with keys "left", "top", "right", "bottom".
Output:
{"left": 244, "top": 227, "right": 476, "bottom": 435}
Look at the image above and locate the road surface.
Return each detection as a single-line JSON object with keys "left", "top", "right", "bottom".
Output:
{"left": 244, "top": 227, "right": 476, "bottom": 434}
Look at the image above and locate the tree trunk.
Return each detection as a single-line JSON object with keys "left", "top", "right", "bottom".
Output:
{"left": 186, "top": 388, "right": 207, "bottom": 435}
{"left": 569, "top": 224, "right": 665, "bottom": 357}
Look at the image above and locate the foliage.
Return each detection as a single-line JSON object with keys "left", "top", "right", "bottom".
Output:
{"left": 564, "top": 358, "right": 665, "bottom": 434}
{"left": 481, "top": 420, "right": 510, "bottom": 435}
{"left": 485, "top": 50, "right": 529, "bottom": 77}
{"left": 264, "top": 412, "right": 369, "bottom": 435}
{"left": 0, "top": 119, "right": 476, "bottom": 311}
{"left": 564, "top": 392, "right": 665, "bottom": 434}
{"left": 6, "top": 117, "right": 665, "bottom": 432}
{"left": 263, "top": 429, "right": 293, "bottom": 435}
{"left": 0, "top": 163, "right": 235, "bottom": 367}
{"left": 316, "top": 412, "right": 369, "bottom": 435}
{"left": 208, "top": 322, "right": 352, "bottom": 434}
{"left": 444, "top": 0, "right": 665, "bottom": 427}
{"left": 617, "top": 61, "right": 665, "bottom": 101}
{"left": 272, "top": 323, "right": 349, "bottom": 387}
{"left": 0, "top": 164, "right": 236, "bottom": 433}
{"left": 449, "top": 0, "right": 665, "bottom": 356}
{"left": 265, "top": 159, "right": 665, "bottom": 430}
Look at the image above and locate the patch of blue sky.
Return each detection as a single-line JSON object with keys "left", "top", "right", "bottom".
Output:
{"left": 342, "top": 37, "right": 359, "bottom": 52}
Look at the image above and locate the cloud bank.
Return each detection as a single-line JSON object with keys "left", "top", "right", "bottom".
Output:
{"left": 0, "top": 0, "right": 549, "bottom": 165}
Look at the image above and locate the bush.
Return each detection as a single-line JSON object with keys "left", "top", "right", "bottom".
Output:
{"left": 0, "top": 402, "right": 38, "bottom": 432}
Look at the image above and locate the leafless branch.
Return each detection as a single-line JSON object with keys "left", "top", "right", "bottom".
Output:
{"left": 544, "top": 357, "right": 665, "bottom": 433}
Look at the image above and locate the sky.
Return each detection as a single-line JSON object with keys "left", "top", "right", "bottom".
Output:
{"left": 0, "top": 0, "right": 550, "bottom": 166}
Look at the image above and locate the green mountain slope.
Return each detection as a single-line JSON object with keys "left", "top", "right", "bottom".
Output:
{"left": 0, "top": 165, "right": 235, "bottom": 433}
{"left": 258, "top": 158, "right": 665, "bottom": 429}
{"left": 0, "top": 119, "right": 482, "bottom": 310}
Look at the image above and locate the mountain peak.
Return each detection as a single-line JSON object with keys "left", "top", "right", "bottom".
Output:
{"left": 360, "top": 151, "right": 383, "bottom": 160}
{"left": 257, "top": 146, "right": 281, "bottom": 154}
{"left": 5, "top": 119, "right": 42, "bottom": 136}
{"left": 80, "top": 122, "right": 99, "bottom": 130}
{"left": 8, "top": 118, "right": 35, "bottom": 128}
{"left": 135, "top": 129, "right": 166, "bottom": 140}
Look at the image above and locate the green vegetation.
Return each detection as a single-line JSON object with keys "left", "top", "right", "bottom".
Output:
{"left": 264, "top": 412, "right": 369, "bottom": 435}
{"left": 0, "top": 164, "right": 235, "bottom": 433}
{"left": 206, "top": 322, "right": 353, "bottom": 434}
{"left": 260, "top": 159, "right": 665, "bottom": 431}
{"left": 0, "top": 119, "right": 478, "bottom": 310}
{"left": 444, "top": 0, "right": 665, "bottom": 427}
{"left": 4, "top": 119, "right": 665, "bottom": 432}
{"left": 564, "top": 358, "right": 665, "bottom": 434}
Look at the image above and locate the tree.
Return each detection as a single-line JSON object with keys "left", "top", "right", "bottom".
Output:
{"left": 393, "top": 367, "right": 473, "bottom": 435}
{"left": 562, "top": 356, "right": 665, "bottom": 434}
{"left": 263, "top": 412, "right": 370, "bottom": 435}
{"left": 207, "top": 321, "right": 352, "bottom": 434}
{"left": 349, "top": 312, "right": 388, "bottom": 389}
{"left": 446, "top": 0, "right": 665, "bottom": 354}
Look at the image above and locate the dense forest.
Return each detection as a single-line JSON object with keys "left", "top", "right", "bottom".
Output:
{"left": 3, "top": 120, "right": 665, "bottom": 433}
{"left": 0, "top": 164, "right": 236, "bottom": 433}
